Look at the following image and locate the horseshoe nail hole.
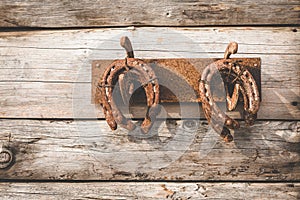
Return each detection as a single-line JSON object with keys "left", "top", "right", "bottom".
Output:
{"left": 292, "top": 28, "right": 297, "bottom": 32}
{"left": 291, "top": 101, "right": 298, "bottom": 106}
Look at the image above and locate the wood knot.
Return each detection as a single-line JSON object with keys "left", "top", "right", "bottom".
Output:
{"left": 0, "top": 148, "right": 13, "bottom": 169}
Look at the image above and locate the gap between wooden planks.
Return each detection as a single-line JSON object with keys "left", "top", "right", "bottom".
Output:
{"left": 0, "top": 27, "right": 299, "bottom": 119}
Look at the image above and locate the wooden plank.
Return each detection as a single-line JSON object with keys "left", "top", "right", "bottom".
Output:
{"left": 0, "top": 120, "right": 299, "bottom": 180}
{"left": 0, "top": 182, "right": 299, "bottom": 199}
{"left": 1, "top": 82, "right": 298, "bottom": 119}
{"left": 0, "top": 27, "right": 299, "bottom": 119}
{"left": 0, "top": 0, "right": 299, "bottom": 27}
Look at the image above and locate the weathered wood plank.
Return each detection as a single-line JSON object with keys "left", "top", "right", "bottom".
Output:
{"left": 0, "top": 0, "right": 299, "bottom": 27}
{"left": 0, "top": 182, "right": 299, "bottom": 200}
{"left": 0, "top": 27, "right": 299, "bottom": 119}
{"left": 1, "top": 82, "right": 298, "bottom": 119}
{"left": 0, "top": 120, "right": 299, "bottom": 180}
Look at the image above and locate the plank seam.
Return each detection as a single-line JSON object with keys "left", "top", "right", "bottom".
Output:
{"left": 0, "top": 24, "right": 299, "bottom": 32}
{"left": 0, "top": 179, "right": 299, "bottom": 183}
{"left": 0, "top": 118, "right": 299, "bottom": 121}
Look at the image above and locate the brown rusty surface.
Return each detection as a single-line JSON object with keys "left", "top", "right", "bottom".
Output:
{"left": 96, "top": 58, "right": 160, "bottom": 133}
{"left": 92, "top": 58, "right": 261, "bottom": 104}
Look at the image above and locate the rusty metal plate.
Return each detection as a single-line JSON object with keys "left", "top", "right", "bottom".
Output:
{"left": 92, "top": 58, "right": 261, "bottom": 104}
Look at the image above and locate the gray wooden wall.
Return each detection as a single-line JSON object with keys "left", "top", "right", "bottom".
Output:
{"left": 0, "top": 1, "right": 299, "bottom": 199}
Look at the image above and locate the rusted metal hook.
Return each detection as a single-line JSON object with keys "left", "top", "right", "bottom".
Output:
{"left": 96, "top": 38, "right": 261, "bottom": 142}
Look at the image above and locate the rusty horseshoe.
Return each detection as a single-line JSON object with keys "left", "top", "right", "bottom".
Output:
{"left": 199, "top": 42, "right": 260, "bottom": 142}
{"left": 98, "top": 36, "right": 161, "bottom": 133}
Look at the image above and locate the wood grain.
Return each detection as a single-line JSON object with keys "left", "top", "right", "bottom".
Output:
{"left": 0, "top": 27, "right": 299, "bottom": 119}
{"left": 0, "top": 182, "right": 299, "bottom": 200}
{"left": 1, "top": 82, "right": 298, "bottom": 119}
{"left": 0, "top": 120, "right": 299, "bottom": 180}
{"left": 0, "top": 0, "right": 299, "bottom": 27}
{"left": 0, "top": 0, "right": 299, "bottom": 196}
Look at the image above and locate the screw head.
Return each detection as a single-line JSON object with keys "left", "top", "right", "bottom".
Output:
{"left": 0, "top": 148, "right": 13, "bottom": 169}
{"left": 182, "top": 120, "right": 198, "bottom": 131}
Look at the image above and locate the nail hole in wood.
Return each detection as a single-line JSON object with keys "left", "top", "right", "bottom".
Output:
{"left": 291, "top": 101, "right": 298, "bottom": 106}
